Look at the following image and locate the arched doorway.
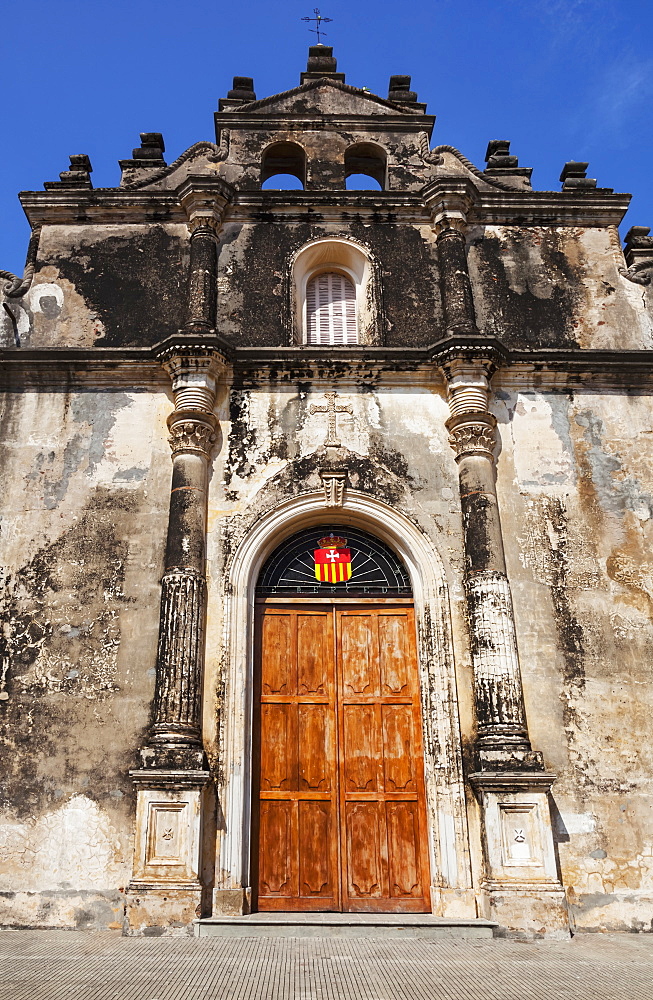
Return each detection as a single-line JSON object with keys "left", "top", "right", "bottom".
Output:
{"left": 252, "top": 526, "right": 432, "bottom": 912}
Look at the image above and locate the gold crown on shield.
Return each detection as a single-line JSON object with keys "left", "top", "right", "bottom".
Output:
{"left": 318, "top": 534, "right": 347, "bottom": 549}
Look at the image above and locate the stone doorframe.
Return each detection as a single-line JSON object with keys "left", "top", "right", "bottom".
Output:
{"left": 213, "top": 490, "right": 476, "bottom": 919}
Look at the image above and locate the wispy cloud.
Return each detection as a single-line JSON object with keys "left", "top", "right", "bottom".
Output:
{"left": 565, "top": 53, "right": 653, "bottom": 150}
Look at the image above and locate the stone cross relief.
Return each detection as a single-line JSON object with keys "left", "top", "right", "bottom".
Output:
{"left": 309, "top": 392, "right": 352, "bottom": 508}
{"left": 309, "top": 391, "right": 353, "bottom": 448}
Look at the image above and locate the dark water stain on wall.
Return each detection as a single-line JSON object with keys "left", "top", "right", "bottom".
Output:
{"left": 0, "top": 489, "right": 150, "bottom": 823}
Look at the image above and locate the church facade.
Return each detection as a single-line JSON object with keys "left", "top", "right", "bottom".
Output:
{"left": 1, "top": 47, "right": 652, "bottom": 938}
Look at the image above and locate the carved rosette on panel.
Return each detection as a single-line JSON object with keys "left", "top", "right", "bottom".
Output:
{"left": 151, "top": 569, "right": 207, "bottom": 744}
{"left": 167, "top": 411, "right": 217, "bottom": 458}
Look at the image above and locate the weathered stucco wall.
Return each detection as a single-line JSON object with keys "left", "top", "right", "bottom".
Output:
{"left": 0, "top": 388, "right": 171, "bottom": 927}
{"left": 0, "top": 225, "right": 189, "bottom": 350}
{"left": 493, "top": 386, "right": 653, "bottom": 931}
{"left": 1, "top": 378, "right": 653, "bottom": 932}
{"left": 469, "top": 227, "right": 653, "bottom": 350}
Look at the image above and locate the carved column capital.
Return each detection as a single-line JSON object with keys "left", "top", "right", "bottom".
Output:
{"left": 432, "top": 215, "right": 467, "bottom": 238}
{"left": 180, "top": 182, "right": 232, "bottom": 237}
{"left": 446, "top": 412, "right": 497, "bottom": 461}
{"left": 426, "top": 191, "right": 472, "bottom": 236}
{"left": 167, "top": 410, "right": 217, "bottom": 458}
{"left": 187, "top": 215, "right": 222, "bottom": 237}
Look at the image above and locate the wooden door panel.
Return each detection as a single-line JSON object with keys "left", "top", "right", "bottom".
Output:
{"left": 261, "top": 613, "right": 295, "bottom": 695}
{"left": 382, "top": 705, "right": 417, "bottom": 792}
{"left": 297, "top": 614, "right": 330, "bottom": 695}
{"left": 259, "top": 801, "right": 296, "bottom": 896}
{"left": 258, "top": 607, "right": 339, "bottom": 911}
{"left": 337, "top": 607, "right": 431, "bottom": 914}
{"left": 345, "top": 802, "right": 386, "bottom": 900}
{"left": 342, "top": 704, "right": 380, "bottom": 792}
{"left": 298, "top": 705, "right": 333, "bottom": 791}
{"left": 257, "top": 603, "right": 430, "bottom": 914}
{"left": 299, "top": 801, "right": 336, "bottom": 898}
{"left": 340, "top": 615, "right": 378, "bottom": 696}
{"left": 386, "top": 801, "right": 424, "bottom": 898}
{"left": 379, "top": 614, "right": 411, "bottom": 695}
{"left": 260, "top": 704, "right": 298, "bottom": 791}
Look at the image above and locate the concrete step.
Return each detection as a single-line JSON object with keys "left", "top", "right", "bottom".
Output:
{"left": 194, "top": 912, "right": 497, "bottom": 939}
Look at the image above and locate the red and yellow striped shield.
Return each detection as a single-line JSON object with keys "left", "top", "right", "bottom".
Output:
{"left": 314, "top": 534, "right": 352, "bottom": 583}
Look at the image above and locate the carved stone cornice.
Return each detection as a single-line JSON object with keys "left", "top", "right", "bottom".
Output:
{"left": 167, "top": 410, "right": 217, "bottom": 457}
{"left": 159, "top": 345, "right": 229, "bottom": 412}
{"left": 446, "top": 412, "right": 497, "bottom": 460}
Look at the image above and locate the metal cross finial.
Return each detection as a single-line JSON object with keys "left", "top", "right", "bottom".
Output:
{"left": 310, "top": 392, "right": 352, "bottom": 447}
{"left": 301, "top": 8, "right": 332, "bottom": 45}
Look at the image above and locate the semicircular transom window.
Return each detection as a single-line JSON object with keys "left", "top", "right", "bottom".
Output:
{"left": 306, "top": 272, "right": 358, "bottom": 345}
{"left": 256, "top": 526, "right": 412, "bottom": 596}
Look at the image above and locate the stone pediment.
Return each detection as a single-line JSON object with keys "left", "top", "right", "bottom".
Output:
{"left": 230, "top": 78, "right": 422, "bottom": 118}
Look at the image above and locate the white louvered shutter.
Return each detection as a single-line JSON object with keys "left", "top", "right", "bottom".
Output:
{"left": 306, "top": 272, "right": 357, "bottom": 345}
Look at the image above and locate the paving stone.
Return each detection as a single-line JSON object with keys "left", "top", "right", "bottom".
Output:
{"left": 0, "top": 931, "right": 651, "bottom": 1000}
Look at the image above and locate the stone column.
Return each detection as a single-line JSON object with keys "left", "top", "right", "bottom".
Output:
{"left": 443, "top": 353, "right": 536, "bottom": 767}
{"left": 125, "top": 348, "right": 226, "bottom": 933}
{"left": 186, "top": 220, "right": 219, "bottom": 332}
{"left": 145, "top": 349, "right": 225, "bottom": 769}
{"left": 433, "top": 199, "right": 567, "bottom": 934}
{"left": 126, "top": 188, "right": 233, "bottom": 932}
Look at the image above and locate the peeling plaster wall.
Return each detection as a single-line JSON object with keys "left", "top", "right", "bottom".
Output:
{"left": 0, "top": 225, "right": 189, "bottom": 349}
{"left": 216, "top": 220, "right": 442, "bottom": 347}
{"left": 493, "top": 386, "right": 653, "bottom": 932}
{"left": 0, "top": 388, "right": 172, "bottom": 928}
{"left": 2, "top": 374, "right": 653, "bottom": 934}
{"left": 469, "top": 227, "right": 653, "bottom": 350}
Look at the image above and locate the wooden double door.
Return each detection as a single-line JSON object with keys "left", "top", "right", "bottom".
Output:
{"left": 254, "top": 601, "right": 431, "bottom": 912}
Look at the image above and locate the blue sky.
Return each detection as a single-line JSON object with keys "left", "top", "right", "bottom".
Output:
{"left": 1, "top": 0, "right": 652, "bottom": 273}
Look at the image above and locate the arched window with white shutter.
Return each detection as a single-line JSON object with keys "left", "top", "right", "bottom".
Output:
{"left": 291, "top": 238, "right": 383, "bottom": 347}
{"left": 306, "top": 271, "right": 358, "bottom": 345}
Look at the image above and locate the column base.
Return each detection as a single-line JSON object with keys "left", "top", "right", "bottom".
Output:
{"left": 127, "top": 768, "right": 213, "bottom": 934}
{"left": 470, "top": 770, "right": 569, "bottom": 938}
{"left": 123, "top": 886, "right": 207, "bottom": 936}
{"left": 478, "top": 883, "right": 570, "bottom": 939}
{"left": 476, "top": 747, "right": 545, "bottom": 772}
{"left": 212, "top": 887, "right": 252, "bottom": 916}
{"left": 430, "top": 886, "right": 478, "bottom": 919}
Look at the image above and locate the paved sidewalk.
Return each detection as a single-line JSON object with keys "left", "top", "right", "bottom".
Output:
{"left": 0, "top": 929, "right": 652, "bottom": 1000}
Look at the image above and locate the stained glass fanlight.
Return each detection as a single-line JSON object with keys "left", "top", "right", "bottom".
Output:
{"left": 256, "top": 526, "right": 411, "bottom": 595}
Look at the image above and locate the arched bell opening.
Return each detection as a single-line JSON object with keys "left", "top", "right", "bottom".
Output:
{"left": 261, "top": 141, "right": 306, "bottom": 189}
{"left": 344, "top": 142, "right": 387, "bottom": 190}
